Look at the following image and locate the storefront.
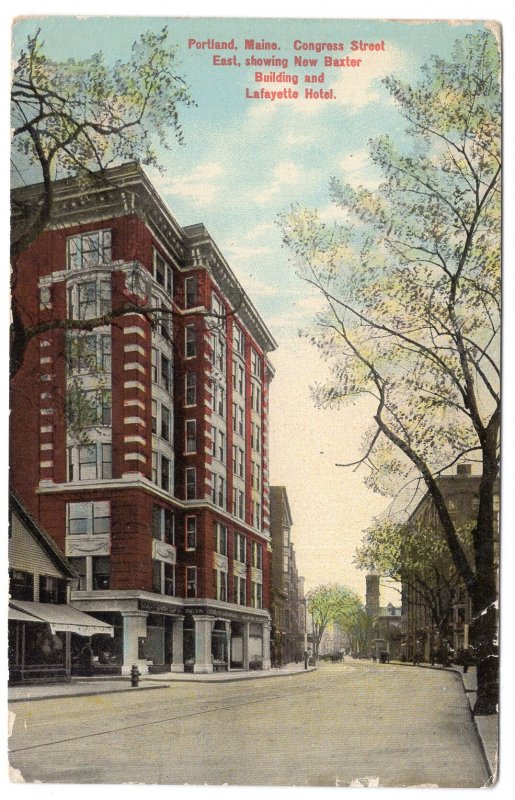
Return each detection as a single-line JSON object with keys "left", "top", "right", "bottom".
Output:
{"left": 8, "top": 600, "right": 114, "bottom": 683}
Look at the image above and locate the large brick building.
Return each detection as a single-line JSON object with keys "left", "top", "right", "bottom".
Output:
{"left": 401, "top": 464, "right": 499, "bottom": 664}
{"left": 10, "top": 162, "right": 277, "bottom": 675}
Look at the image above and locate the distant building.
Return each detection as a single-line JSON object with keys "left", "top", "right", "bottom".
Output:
{"left": 269, "top": 486, "right": 305, "bottom": 664}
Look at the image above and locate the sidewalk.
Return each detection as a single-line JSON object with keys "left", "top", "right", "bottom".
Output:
{"left": 390, "top": 660, "right": 498, "bottom": 783}
{"left": 8, "top": 662, "right": 316, "bottom": 703}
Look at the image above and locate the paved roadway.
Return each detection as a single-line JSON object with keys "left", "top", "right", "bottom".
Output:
{"left": 8, "top": 660, "right": 489, "bottom": 787}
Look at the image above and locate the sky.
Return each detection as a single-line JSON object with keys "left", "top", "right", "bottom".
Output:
{"left": 9, "top": 13, "right": 500, "bottom": 605}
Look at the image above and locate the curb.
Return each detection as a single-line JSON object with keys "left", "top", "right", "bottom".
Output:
{"left": 146, "top": 666, "right": 318, "bottom": 684}
{"left": 8, "top": 683, "right": 170, "bottom": 704}
{"left": 454, "top": 669, "right": 496, "bottom": 786}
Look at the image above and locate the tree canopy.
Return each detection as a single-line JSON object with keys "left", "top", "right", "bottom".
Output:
{"left": 11, "top": 26, "right": 195, "bottom": 260}
{"left": 280, "top": 29, "right": 501, "bottom": 712}
{"left": 307, "top": 584, "right": 362, "bottom": 655}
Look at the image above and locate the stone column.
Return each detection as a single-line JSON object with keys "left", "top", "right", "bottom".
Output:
{"left": 121, "top": 610, "right": 148, "bottom": 676}
{"left": 171, "top": 615, "right": 185, "bottom": 673}
{"left": 193, "top": 615, "right": 214, "bottom": 673}
{"left": 262, "top": 620, "right": 271, "bottom": 670}
{"left": 224, "top": 620, "right": 231, "bottom": 671}
{"left": 242, "top": 621, "right": 250, "bottom": 671}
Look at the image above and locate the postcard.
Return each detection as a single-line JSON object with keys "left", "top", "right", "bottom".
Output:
{"left": 8, "top": 15, "right": 501, "bottom": 788}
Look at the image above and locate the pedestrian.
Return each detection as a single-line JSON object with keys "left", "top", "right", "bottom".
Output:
{"left": 80, "top": 643, "right": 94, "bottom": 676}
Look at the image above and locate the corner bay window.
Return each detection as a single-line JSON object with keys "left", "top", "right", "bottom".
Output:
{"left": 68, "top": 443, "right": 112, "bottom": 481}
{"left": 67, "top": 229, "right": 112, "bottom": 270}
{"left": 67, "top": 501, "right": 110, "bottom": 536}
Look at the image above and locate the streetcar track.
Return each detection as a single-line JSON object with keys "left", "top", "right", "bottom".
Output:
{"left": 9, "top": 680, "right": 335, "bottom": 754}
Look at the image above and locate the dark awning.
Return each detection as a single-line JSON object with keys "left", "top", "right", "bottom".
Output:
{"left": 9, "top": 601, "right": 114, "bottom": 637}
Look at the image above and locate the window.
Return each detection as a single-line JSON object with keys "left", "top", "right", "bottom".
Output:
{"left": 161, "top": 354, "right": 171, "bottom": 393}
{"left": 68, "top": 557, "right": 87, "bottom": 590}
{"left": 252, "top": 501, "right": 261, "bottom": 530}
{"left": 238, "top": 490, "right": 244, "bottom": 520}
{"left": 185, "top": 325, "right": 196, "bottom": 358}
{"left": 152, "top": 560, "right": 162, "bottom": 594}
{"left": 251, "top": 349, "right": 262, "bottom": 378}
{"left": 76, "top": 279, "right": 111, "bottom": 319}
{"left": 151, "top": 348, "right": 158, "bottom": 383}
{"left": 252, "top": 541, "right": 263, "bottom": 570}
{"left": 218, "top": 476, "right": 225, "bottom": 508}
{"left": 214, "top": 522, "right": 228, "bottom": 555}
{"left": 185, "top": 419, "right": 196, "bottom": 453}
{"left": 186, "top": 516, "right": 197, "bottom": 550}
{"left": 185, "top": 373, "right": 197, "bottom": 406}
{"left": 251, "top": 382, "right": 261, "bottom": 413}
{"left": 186, "top": 567, "right": 197, "bottom": 598}
{"left": 152, "top": 560, "right": 175, "bottom": 596}
{"left": 92, "top": 556, "right": 110, "bottom": 590}
{"left": 39, "top": 286, "right": 52, "bottom": 310}
{"left": 252, "top": 580, "right": 263, "bottom": 609}
{"left": 69, "top": 443, "right": 112, "bottom": 481}
{"left": 251, "top": 423, "right": 261, "bottom": 453}
{"left": 214, "top": 569, "right": 228, "bottom": 602}
{"left": 218, "top": 430, "right": 225, "bottom": 463}
{"left": 212, "top": 474, "right": 225, "bottom": 509}
{"left": 151, "top": 400, "right": 157, "bottom": 434}
{"left": 233, "top": 575, "right": 247, "bottom": 606}
{"left": 67, "top": 229, "right": 112, "bottom": 270}
{"left": 152, "top": 451, "right": 158, "bottom": 484}
{"left": 161, "top": 405, "right": 171, "bottom": 442}
{"left": 67, "top": 501, "right": 110, "bottom": 535}
{"left": 238, "top": 448, "right": 245, "bottom": 479}
{"left": 153, "top": 249, "right": 173, "bottom": 296}
{"left": 185, "top": 467, "right": 196, "bottom": 500}
{"left": 217, "top": 385, "right": 225, "bottom": 417}
{"left": 39, "top": 575, "right": 66, "bottom": 604}
{"left": 164, "top": 563, "right": 175, "bottom": 596}
{"left": 234, "top": 532, "right": 246, "bottom": 564}
{"left": 234, "top": 324, "right": 245, "bottom": 356}
{"left": 185, "top": 275, "right": 197, "bottom": 308}
{"left": 212, "top": 294, "right": 225, "bottom": 329}
{"left": 283, "top": 553, "right": 289, "bottom": 574}
{"left": 68, "top": 333, "right": 111, "bottom": 374}
{"left": 152, "top": 505, "right": 174, "bottom": 544}
{"left": 9, "top": 569, "right": 34, "bottom": 601}
{"left": 161, "top": 456, "right": 171, "bottom": 492}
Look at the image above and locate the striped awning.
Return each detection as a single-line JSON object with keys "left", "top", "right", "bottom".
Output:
{"left": 8, "top": 601, "right": 114, "bottom": 637}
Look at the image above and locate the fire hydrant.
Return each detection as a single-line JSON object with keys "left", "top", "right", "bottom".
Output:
{"left": 130, "top": 664, "right": 141, "bottom": 687}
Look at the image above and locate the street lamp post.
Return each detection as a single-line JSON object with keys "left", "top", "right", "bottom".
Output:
{"left": 303, "top": 596, "right": 308, "bottom": 670}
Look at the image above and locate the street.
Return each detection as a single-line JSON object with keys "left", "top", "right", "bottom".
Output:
{"left": 8, "top": 661, "right": 489, "bottom": 787}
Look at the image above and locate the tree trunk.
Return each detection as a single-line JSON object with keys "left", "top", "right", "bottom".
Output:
{"left": 470, "top": 450, "right": 499, "bottom": 715}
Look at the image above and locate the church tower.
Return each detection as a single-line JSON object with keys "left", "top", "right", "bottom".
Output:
{"left": 366, "top": 571, "right": 380, "bottom": 618}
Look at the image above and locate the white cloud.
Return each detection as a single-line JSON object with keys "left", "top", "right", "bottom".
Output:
{"left": 254, "top": 160, "right": 302, "bottom": 204}
{"left": 224, "top": 243, "right": 273, "bottom": 262}
{"left": 330, "top": 45, "right": 408, "bottom": 112}
{"left": 152, "top": 162, "right": 225, "bottom": 208}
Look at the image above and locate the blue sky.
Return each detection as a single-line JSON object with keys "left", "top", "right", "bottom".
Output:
{"left": 11, "top": 15, "right": 497, "bottom": 600}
